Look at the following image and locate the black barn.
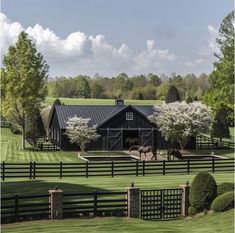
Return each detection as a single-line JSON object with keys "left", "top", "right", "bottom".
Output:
{"left": 48, "top": 100, "right": 196, "bottom": 151}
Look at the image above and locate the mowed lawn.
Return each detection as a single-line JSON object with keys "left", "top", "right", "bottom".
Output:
{"left": 1, "top": 128, "right": 234, "bottom": 163}
{"left": 45, "top": 97, "right": 161, "bottom": 106}
{"left": 1, "top": 128, "right": 80, "bottom": 163}
{"left": 2, "top": 173, "right": 233, "bottom": 196}
{"left": 2, "top": 209, "right": 234, "bottom": 233}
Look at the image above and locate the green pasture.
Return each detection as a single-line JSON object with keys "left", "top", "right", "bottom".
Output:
{"left": 1, "top": 128, "right": 234, "bottom": 163}
{"left": 45, "top": 97, "right": 160, "bottom": 106}
{"left": 2, "top": 209, "right": 234, "bottom": 233}
{"left": 2, "top": 173, "right": 233, "bottom": 196}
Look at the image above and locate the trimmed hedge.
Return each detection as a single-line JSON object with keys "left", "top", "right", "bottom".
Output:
{"left": 217, "top": 182, "right": 234, "bottom": 195}
{"left": 189, "top": 171, "right": 217, "bottom": 213}
{"left": 211, "top": 191, "right": 234, "bottom": 212}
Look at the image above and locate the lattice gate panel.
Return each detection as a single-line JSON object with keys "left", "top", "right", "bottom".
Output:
{"left": 141, "top": 190, "right": 162, "bottom": 220}
{"left": 162, "top": 189, "right": 182, "bottom": 219}
{"left": 141, "top": 189, "right": 182, "bottom": 220}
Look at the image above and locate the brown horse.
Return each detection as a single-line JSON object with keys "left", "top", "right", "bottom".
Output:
{"left": 167, "top": 148, "right": 183, "bottom": 160}
{"left": 129, "top": 146, "right": 157, "bottom": 160}
{"left": 125, "top": 137, "right": 138, "bottom": 147}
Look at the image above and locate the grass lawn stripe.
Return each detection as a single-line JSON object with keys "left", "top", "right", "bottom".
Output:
{"left": 2, "top": 210, "right": 234, "bottom": 233}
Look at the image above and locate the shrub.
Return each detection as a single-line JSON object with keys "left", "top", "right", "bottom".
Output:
{"left": 217, "top": 182, "right": 234, "bottom": 195}
{"left": 189, "top": 171, "right": 217, "bottom": 213}
{"left": 211, "top": 191, "right": 234, "bottom": 212}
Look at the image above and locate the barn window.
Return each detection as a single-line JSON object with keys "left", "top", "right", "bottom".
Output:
{"left": 126, "top": 112, "right": 133, "bottom": 120}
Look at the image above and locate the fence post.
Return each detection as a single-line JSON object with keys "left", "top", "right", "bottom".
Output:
{"left": 94, "top": 190, "right": 98, "bottom": 217}
{"left": 29, "top": 161, "right": 32, "bottom": 179}
{"left": 127, "top": 183, "right": 140, "bottom": 218}
{"left": 163, "top": 160, "right": 166, "bottom": 175}
{"left": 212, "top": 157, "right": 215, "bottom": 173}
{"left": 86, "top": 162, "right": 89, "bottom": 178}
{"left": 48, "top": 188, "right": 63, "bottom": 219}
{"left": 33, "top": 162, "right": 36, "bottom": 179}
{"left": 60, "top": 162, "right": 63, "bottom": 178}
{"left": 187, "top": 160, "right": 190, "bottom": 174}
{"left": 180, "top": 181, "right": 190, "bottom": 217}
{"left": 111, "top": 161, "right": 114, "bottom": 177}
{"left": 142, "top": 161, "right": 145, "bottom": 176}
{"left": 15, "top": 193, "right": 19, "bottom": 221}
{"left": 136, "top": 160, "right": 138, "bottom": 176}
{"left": 2, "top": 162, "right": 5, "bottom": 181}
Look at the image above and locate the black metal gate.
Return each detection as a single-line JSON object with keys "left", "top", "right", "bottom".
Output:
{"left": 141, "top": 189, "right": 182, "bottom": 220}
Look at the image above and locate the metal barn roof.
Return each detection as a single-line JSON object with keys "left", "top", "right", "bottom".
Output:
{"left": 54, "top": 105, "right": 154, "bottom": 129}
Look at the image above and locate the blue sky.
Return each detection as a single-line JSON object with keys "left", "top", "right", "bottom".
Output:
{"left": 1, "top": 0, "right": 233, "bottom": 77}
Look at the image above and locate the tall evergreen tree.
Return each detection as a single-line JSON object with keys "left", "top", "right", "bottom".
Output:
{"left": 1, "top": 31, "right": 49, "bottom": 149}
{"left": 165, "top": 85, "right": 180, "bottom": 103}
{"left": 212, "top": 107, "right": 230, "bottom": 141}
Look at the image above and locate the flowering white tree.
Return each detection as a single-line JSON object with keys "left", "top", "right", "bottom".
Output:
{"left": 64, "top": 116, "right": 100, "bottom": 155}
{"left": 149, "top": 102, "right": 213, "bottom": 150}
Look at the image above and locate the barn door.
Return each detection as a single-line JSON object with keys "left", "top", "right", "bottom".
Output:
{"left": 140, "top": 129, "right": 154, "bottom": 146}
{"left": 107, "top": 129, "right": 122, "bottom": 150}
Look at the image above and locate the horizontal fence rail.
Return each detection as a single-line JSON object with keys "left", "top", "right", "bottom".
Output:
{"left": 1, "top": 194, "right": 50, "bottom": 223}
{"left": 1, "top": 191, "right": 127, "bottom": 224}
{"left": 1, "top": 158, "right": 234, "bottom": 180}
{"left": 63, "top": 191, "right": 127, "bottom": 218}
{"left": 196, "top": 134, "right": 235, "bottom": 149}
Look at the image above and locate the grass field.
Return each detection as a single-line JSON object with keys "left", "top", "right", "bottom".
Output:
{"left": 1, "top": 128, "right": 234, "bottom": 163}
{"left": 45, "top": 97, "right": 161, "bottom": 106}
{"left": 2, "top": 209, "right": 234, "bottom": 233}
{"left": 2, "top": 173, "right": 233, "bottom": 196}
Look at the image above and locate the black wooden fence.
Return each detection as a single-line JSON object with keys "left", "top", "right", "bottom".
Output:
{"left": 1, "top": 158, "right": 234, "bottom": 180}
{"left": 1, "top": 191, "right": 127, "bottom": 224}
{"left": 196, "top": 134, "right": 235, "bottom": 149}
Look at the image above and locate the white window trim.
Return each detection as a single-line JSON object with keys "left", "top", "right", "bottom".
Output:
{"left": 126, "top": 112, "right": 133, "bottom": 121}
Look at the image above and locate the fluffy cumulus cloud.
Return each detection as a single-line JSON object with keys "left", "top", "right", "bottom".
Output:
{"left": 0, "top": 13, "right": 179, "bottom": 76}
{"left": 0, "top": 13, "right": 217, "bottom": 77}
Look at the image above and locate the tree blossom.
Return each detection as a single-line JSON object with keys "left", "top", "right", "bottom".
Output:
{"left": 149, "top": 102, "right": 213, "bottom": 150}
{"left": 64, "top": 116, "right": 100, "bottom": 155}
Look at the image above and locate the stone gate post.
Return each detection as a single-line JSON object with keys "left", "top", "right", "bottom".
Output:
{"left": 127, "top": 183, "right": 140, "bottom": 218}
{"left": 180, "top": 182, "right": 190, "bottom": 217}
{"left": 49, "top": 187, "right": 63, "bottom": 219}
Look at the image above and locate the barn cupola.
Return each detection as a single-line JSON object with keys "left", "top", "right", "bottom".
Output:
{"left": 115, "top": 99, "right": 124, "bottom": 106}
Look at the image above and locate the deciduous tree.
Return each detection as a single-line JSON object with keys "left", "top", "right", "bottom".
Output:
{"left": 149, "top": 102, "right": 213, "bottom": 150}
{"left": 64, "top": 116, "right": 100, "bottom": 155}
{"left": 203, "top": 11, "right": 234, "bottom": 121}
{"left": 1, "top": 31, "right": 49, "bottom": 149}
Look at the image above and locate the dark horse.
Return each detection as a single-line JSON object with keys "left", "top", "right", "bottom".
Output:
{"left": 167, "top": 148, "right": 183, "bottom": 160}
{"left": 129, "top": 146, "right": 157, "bottom": 160}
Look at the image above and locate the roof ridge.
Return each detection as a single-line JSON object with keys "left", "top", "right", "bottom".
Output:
{"left": 100, "top": 105, "right": 128, "bottom": 125}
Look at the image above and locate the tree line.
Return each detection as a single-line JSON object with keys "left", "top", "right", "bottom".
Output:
{"left": 47, "top": 72, "right": 210, "bottom": 101}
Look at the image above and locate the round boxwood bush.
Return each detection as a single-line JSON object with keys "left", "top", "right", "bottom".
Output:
{"left": 189, "top": 171, "right": 217, "bottom": 213}
{"left": 217, "top": 182, "right": 234, "bottom": 195}
{"left": 211, "top": 191, "right": 234, "bottom": 212}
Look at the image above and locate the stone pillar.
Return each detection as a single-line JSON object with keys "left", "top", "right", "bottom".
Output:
{"left": 180, "top": 182, "right": 190, "bottom": 217}
{"left": 49, "top": 188, "right": 63, "bottom": 219}
{"left": 127, "top": 184, "right": 140, "bottom": 218}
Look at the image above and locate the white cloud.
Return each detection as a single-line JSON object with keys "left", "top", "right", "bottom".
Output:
{"left": 1, "top": 13, "right": 214, "bottom": 77}
{"left": 0, "top": 13, "right": 180, "bottom": 76}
